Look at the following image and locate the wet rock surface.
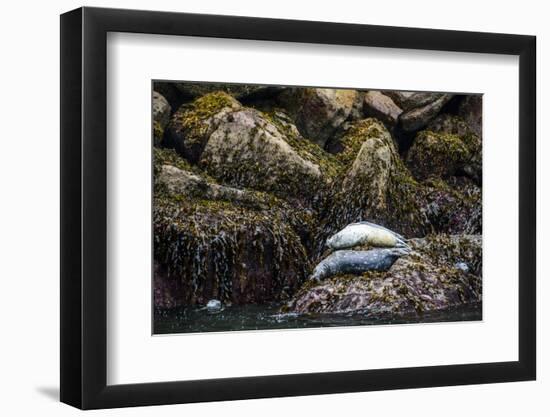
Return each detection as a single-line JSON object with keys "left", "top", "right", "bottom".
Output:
{"left": 153, "top": 81, "right": 483, "bottom": 318}
{"left": 285, "top": 235, "right": 481, "bottom": 315}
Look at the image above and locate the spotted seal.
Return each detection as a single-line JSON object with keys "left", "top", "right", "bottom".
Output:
{"left": 326, "top": 221, "right": 408, "bottom": 250}
{"left": 310, "top": 247, "right": 409, "bottom": 282}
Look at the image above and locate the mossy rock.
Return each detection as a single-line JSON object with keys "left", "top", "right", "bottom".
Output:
{"left": 285, "top": 234, "right": 481, "bottom": 315}
{"left": 406, "top": 130, "right": 472, "bottom": 181}
{"left": 164, "top": 92, "right": 241, "bottom": 163}
{"left": 322, "top": 119, "right": 430, "bottom": 240}
{"left": 421, "top": 115, "right": 482, "bottom": 185}
{"left": 197, "top": 107, "right": 328, "bottom": 203}
{"left": 153, "top": 192, "right": 311, "bottom": 308}
{"left": 153, "top": 151, "right": 317, "bottom": 307}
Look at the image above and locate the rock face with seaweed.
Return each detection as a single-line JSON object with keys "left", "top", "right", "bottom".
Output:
{"left": 152, "top": 82, "right": 483, "bottom": 323}
{"left": 285, "top": 235, "right": 481, "bottom": 315}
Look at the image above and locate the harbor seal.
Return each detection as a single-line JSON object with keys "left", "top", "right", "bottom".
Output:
{"left": 310, "top": 247, "right": 409, "bottom": 282}
{"left": 326, "top": 221, "right": 408, "bottom": 250}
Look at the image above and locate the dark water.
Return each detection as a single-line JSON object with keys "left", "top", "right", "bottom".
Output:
{"left": 154, "top": 302, "right": 482, "bottom": 334}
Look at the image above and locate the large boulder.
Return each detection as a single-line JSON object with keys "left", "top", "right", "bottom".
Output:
{"left": 325, "top": 119, "right": 429, "bottom": 239}
{"left": 284, "top": 234, "right": 481, "bottom": 315}
{"left": 363, "top": 91, "right": 403, "bottom": 126}
{"left": 154, "top": 195, "right": 311, "bottom": 308}
{"left": 153, "top": 150, "right": 314, "bottom": 308}
{"left": 165, "top": 92, "right": 344, "bottom": 203}
{"left": 165, "top": 92, "right": 242, "bottom": 163}
{"left": 198, "top": 107, "right": 325, "bottom": 200}
{"left": 398, "top": 94, "right": 454, "bottom": 131}
{"left": 277, "top": 88, "right": 358, "bottom": 148}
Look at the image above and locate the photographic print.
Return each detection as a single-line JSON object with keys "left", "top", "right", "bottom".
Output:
{"left": 152, "top": 81, "right": 482, "bottom": 334}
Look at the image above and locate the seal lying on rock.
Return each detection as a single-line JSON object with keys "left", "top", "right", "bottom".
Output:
{"left": 326, "top": 221, "right": 408, "bottom": 250}
{"left": 310, "top": 248, "right": 410, "bottom": 282}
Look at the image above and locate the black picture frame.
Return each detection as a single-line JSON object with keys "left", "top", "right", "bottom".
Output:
{"left": 60, "top": 6, "right": 536, "bottom": 410}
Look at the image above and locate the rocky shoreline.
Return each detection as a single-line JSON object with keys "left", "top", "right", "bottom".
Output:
{"left": 153, "top": 83, "right": 482, "bottom": 319}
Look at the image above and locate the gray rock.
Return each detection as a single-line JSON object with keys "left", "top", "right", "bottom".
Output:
{"left": 199, "top": 107, "right": 323, "bottom": 198}
{"left": 399, "top": 94, "right": 453, "bottom": 131}
{"left": 153, "top": 91, "right": 171, "bottom": 128}
{"left": 363, "top": 91, "right": 403, "bottom": 126}
{"left": 165, "top": 92, "right": 242, "bottom": 163}
{"left": 158, "top": 164, "right": 267, "bottom": 208}
{"left": 277, "top": 88, "right": 358, "bottom": 147}
{"left": 384, "top": 91, "right": 447, "bottom": 111}
{"left": 326, "top": 119, "right": 429, "bottom": 238}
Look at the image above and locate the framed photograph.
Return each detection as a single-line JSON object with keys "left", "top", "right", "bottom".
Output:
{"left": 60, "top": 6, "right": 536, "bottom": 409}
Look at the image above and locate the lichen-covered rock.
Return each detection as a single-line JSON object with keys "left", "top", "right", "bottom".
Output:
{"left": 363, "top": 91, "right": 403, "bottom": 126}
{"left": 198, "top": 107, "right": 327, "bottom": 202}
{"left": 459, "top": 95, "right": 483, "bottom": 138}
{"left": 399, "top": 94, "right": 453, "bottom": 131}
{"left": 158, "top": 164, "right": 274, "bottom": 209}
{"left": 324, "top": 119, "right": 429, "bottom": 239}
{"left": 165, "top": 92, "right": 241, "bottom": 163}
{"left": 285, "top": 234, "right": 481, "bottom": 315}
{"left": 164, "top": 92, "right": 339, "bottom": 202}
{"left": 406, "top": 130, "right": 480, "bottom": 183}
{"left": 277, "top": 88, "right": 358, "bottom": 148}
